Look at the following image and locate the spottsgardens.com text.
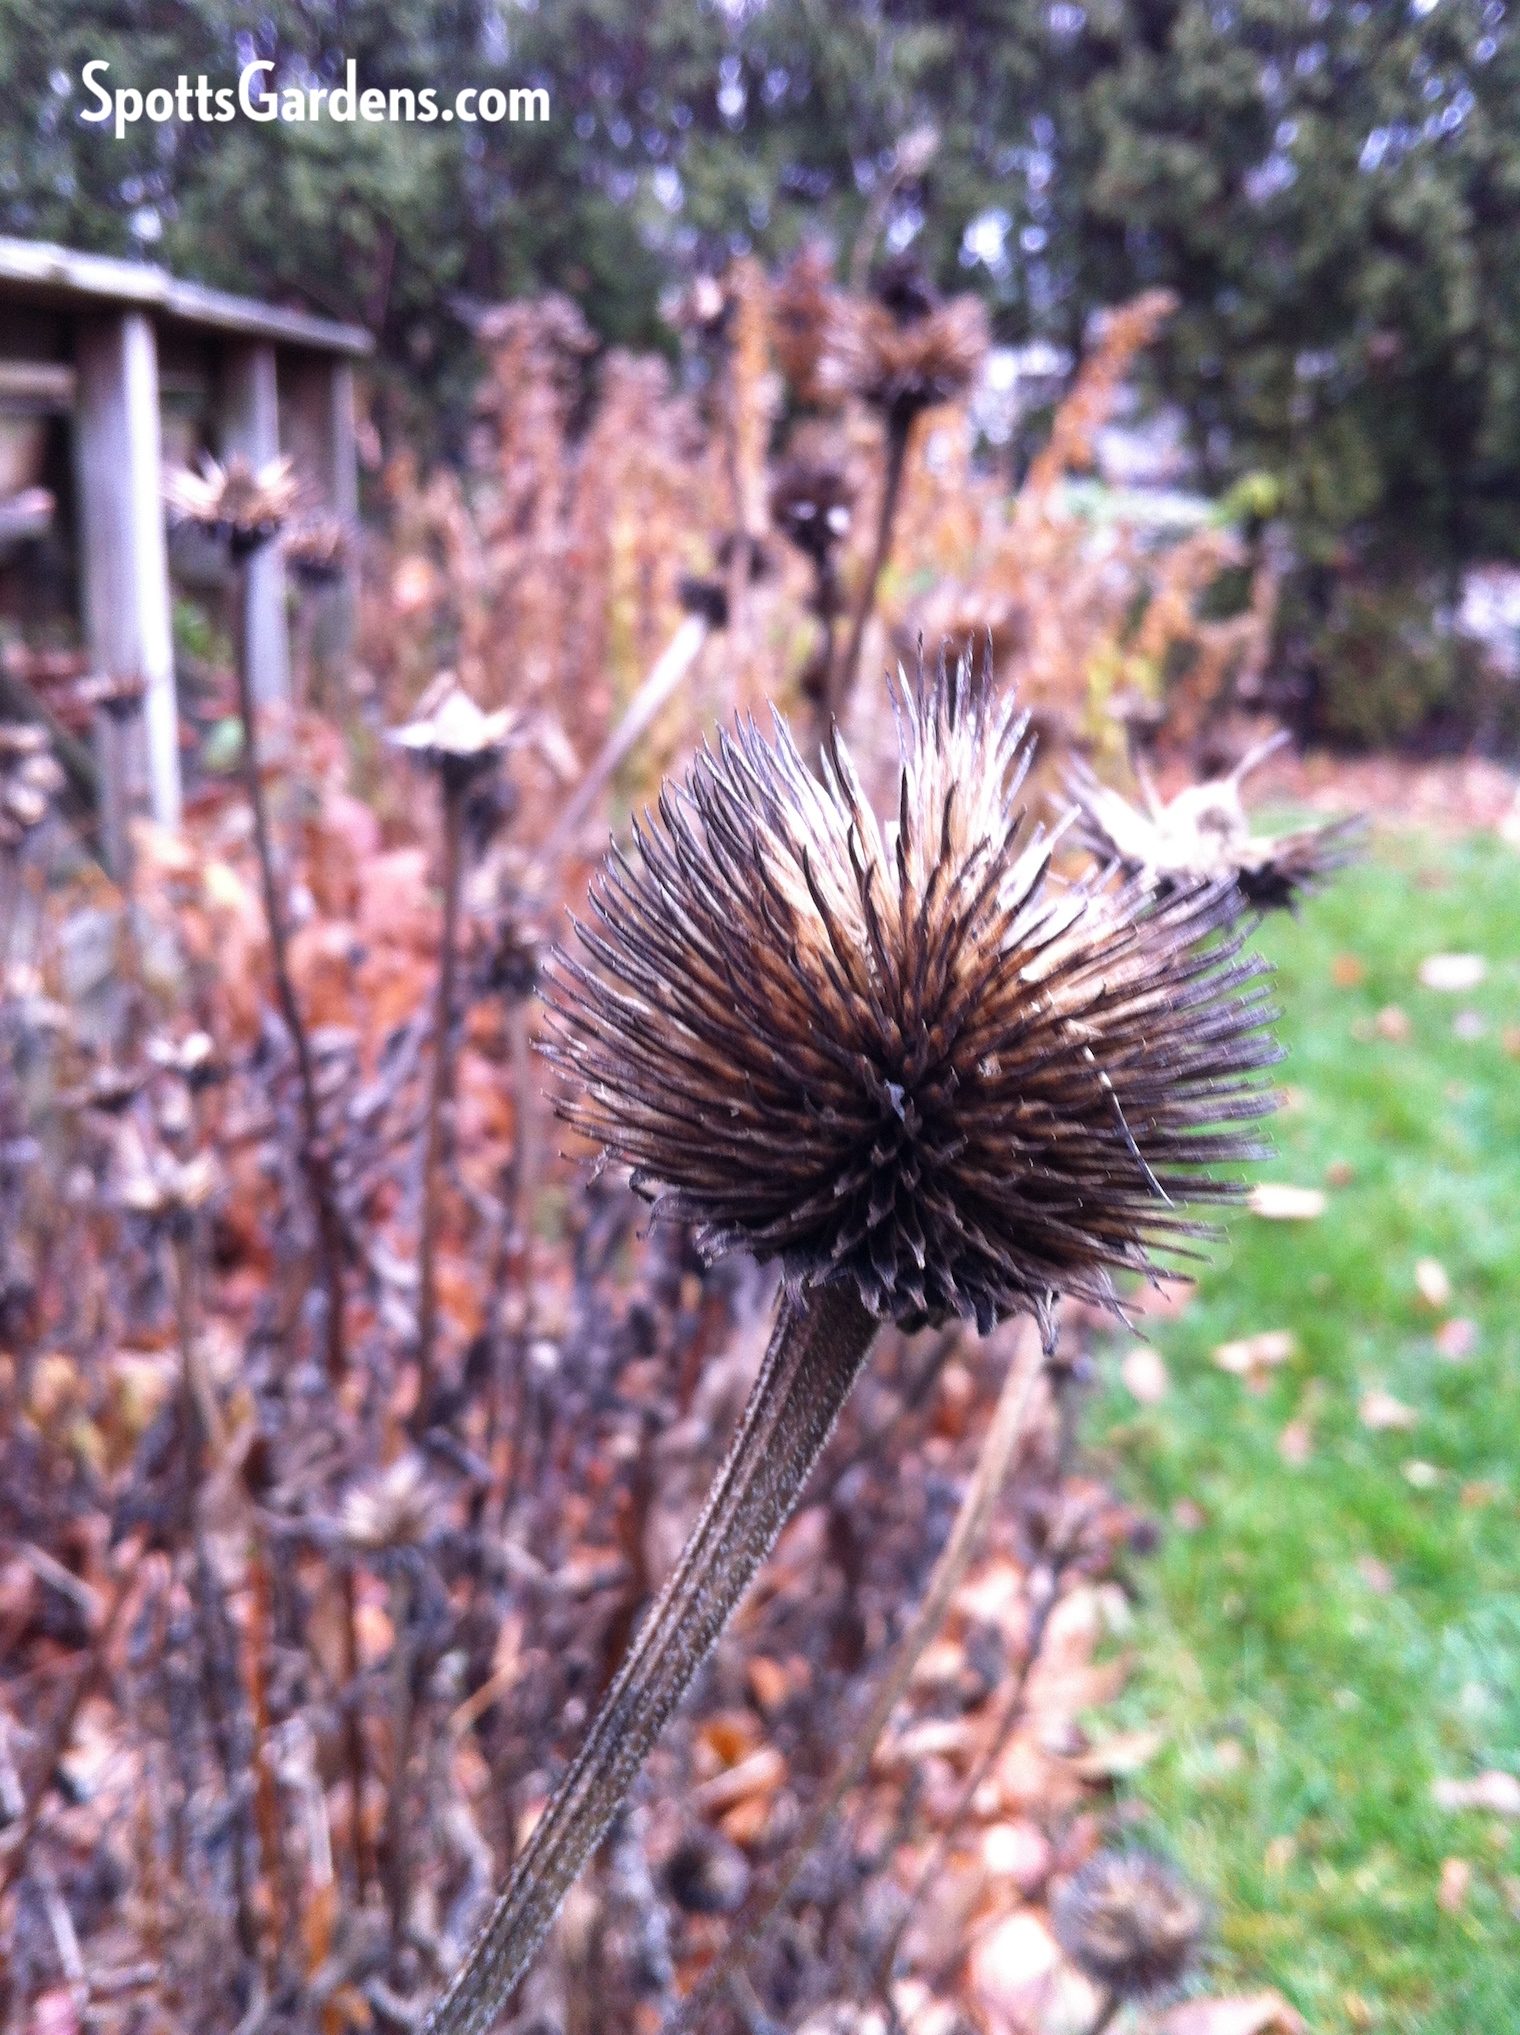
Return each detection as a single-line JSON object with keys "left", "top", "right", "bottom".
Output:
{"left": 80, "top": 59, "right": 549, "bottom": 141}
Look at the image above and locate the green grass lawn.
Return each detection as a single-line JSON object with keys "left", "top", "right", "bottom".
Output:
{"left": 1090, "top": 827, "right": 1520, "bottom": 2032}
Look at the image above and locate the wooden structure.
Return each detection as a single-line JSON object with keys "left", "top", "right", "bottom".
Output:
{"left": 0, "top": 236, "right": 371, "bottom": 863}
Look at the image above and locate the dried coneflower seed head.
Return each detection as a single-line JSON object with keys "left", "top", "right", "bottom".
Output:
{"left": 164, "top": 453, "right": 305, "bottom": 558}
{"left": 770, "top": 456, "right": 854, "bottom": 568}
{"left": 843, "top": 265, "right": 990, "bottom": 431}
{"left": 1052, "top": 1847, "right": 1206, "bottom": 2001}
{"left": 282, "top": 513, "right": 350, "bottom": 588}
{"left": 1066, "top": 743, "right": 1361, "bottom": 916}
{"left": 389, "top": 672, "right": 516, "bottom": 793}
{"left": 544, "top": 653, "right": 1280, "bottom": 1340}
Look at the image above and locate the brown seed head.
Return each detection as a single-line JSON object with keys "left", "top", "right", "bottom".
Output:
{"left": 1066, "top": 749, "right": 1362, "bottom": 915}
{"left": 0, "top": 728, "right": 64, "bottom": 845}
{"left": 389, "top": 673, "right": 516, "bottom": 794}
{"left": 1051, "top": 1847, "right": 1206, "bottom": 2000}
{"left": 772, "top": 242, "right": 851, "bottom": 409}
{"left": 282, "top": 513, "right": 351, "bottom": 588}
{"left": 770, "top": 456, "right": 854, "bottom": 568}
{"left": 836, "top": 264, "right": 990, "bottom": 430}
{"left": 544, "top": 653, "right": 1280, "bottom": 1338}
{"left": 164, "top": 453, "right": 304, "bottom": 557}
{"left": 341, "top": 1453, "right": 443, "bottom": 1553}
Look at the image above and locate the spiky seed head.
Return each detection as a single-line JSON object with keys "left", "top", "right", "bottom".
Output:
{"left": 837, "top": 266, "right": 990, "bottom": 431}
{"left": 1052, "top": 1847, "right": 1206, "bottom": 2001}
{"left": 341, "top": 1453, "right": 442, "bottom": 1553}
{"left": 772, "top": 242, "right": 851, "bottom": 410}
{"left": 770, "top": 456, "right": 854, "bottom": 567}
{"left": 282, "top": 513, "right": 350, "bottom": 588}
{"left": 544, "top": 653, "right": 1280, "bottom": 1339}
{"left": 1065, "top": 756, "right": 1362, "bottom": 916}
{"left": 164, "top": 453, "right": 305, "bottom": 557}
{"left": 388, "top": 673, "right": 516, "bottom": 794}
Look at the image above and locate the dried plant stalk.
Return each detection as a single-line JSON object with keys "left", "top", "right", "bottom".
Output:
{"left": 422, "top": 1281, "right": 879, "bottom": 2034}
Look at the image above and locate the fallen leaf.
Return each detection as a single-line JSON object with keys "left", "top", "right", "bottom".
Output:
{"left": 1360, "top": 1388, "right": 1417, "bottom": 1432}
{"left": 1120, "top": 1345, "right": 1170, "bottom": 1405}
{"left": 1438, "top": 1857, "right": 1472, "bottom": 1913}
{"left": 1435, "top": 1316, "right": 1478, "bottom": 1362}
{"left": 1433, "top": 1770, "right": 1520, "bottom": 1817}
{"left": 1248, "top": 1184, "right": 1326, "bottom": 1221}
{"left": 1158, "top": 1992, "right": 1306, "bottom": 2035}
{"left": 1414, "top": 1258, "right": 1453, "bottom": 1310}
{"left": 1215, "top": 1330, "right": 1296, "bottom": 1390}
{"left": 1419, "top": 952, "right": 1487, "bottom": 992}
{"left": 1069, "top": 1726, "right": 1165, "bottom": 1781}
{"left": 1278, "top": 1420, "right": 1313, "bottom": 1466}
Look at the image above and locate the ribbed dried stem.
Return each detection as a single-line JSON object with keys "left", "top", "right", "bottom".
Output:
{"left": 667, "top": 1315, "right": 1046, "bottom": 2031}
{"left": 829, "top": 415, "right": 910, "bottom": 739}
{"left": 230, "top": 565, "right": 348, "bottom": 1383}
{"left": 415, "top": 775, "right": 466, "bottom": 1424}
{"left": 422, "top": 1282, "right": 880, "bottom": 2035}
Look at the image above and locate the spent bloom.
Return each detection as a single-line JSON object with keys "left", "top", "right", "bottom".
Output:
{"left": 544, "top": 653, "right": 1280, "bottom": 1340}
{"left": 1067, "top": 743, "right": 1361, "bottom": 914}
{"left": 839, "top": 256, "right": 990, "bottom": 429}
{"left": 1052, "top": 1846, "right": 1207, "bottom": 2002}
{"left": 164, "top": 453, "right": 305, "bottom": 557}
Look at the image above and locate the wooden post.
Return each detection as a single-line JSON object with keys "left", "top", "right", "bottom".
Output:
{"left": 222, "top": 341, "right": 289, "bottom": 706}
{"left": 73, "top": 309, "right": 182, "bottom": 864}
{"left": 280, "top": 351, "right": 360, "bottom": 693}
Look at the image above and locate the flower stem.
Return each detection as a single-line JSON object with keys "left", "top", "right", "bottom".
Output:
{"left": 422, "top": 1281, "right": 880, "bottom": 2035}
{"left": 828, "top": 412, "right": 910, "bottom": 737}
{"left": 415, "top": 775, "right": 466, "bottom": 1424}
{"left": 230, "top": 562, "right": 348, "bottom": 1384}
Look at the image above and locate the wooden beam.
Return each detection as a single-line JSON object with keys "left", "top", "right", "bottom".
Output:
{"left": 280, "top": 351, "right": 360, "bottom": 692}
{"left": 0, "top": 235, "right": 372, "bottom": 358}
{"left": 73, "top": 309, "right": 181, "bottom": 866}
{"left": 222, "top": 340, "right": 289, "bottom": 707}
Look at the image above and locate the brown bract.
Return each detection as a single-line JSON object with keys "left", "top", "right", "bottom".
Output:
{"left": 164, "top": 453, "right": 306, "bottom": 557}
{"left": 1052, "top": 1846, "right": 1207, "bottom": 2001}
{"left": 544, "top": 653, "right": 1280, "bottom": 1339}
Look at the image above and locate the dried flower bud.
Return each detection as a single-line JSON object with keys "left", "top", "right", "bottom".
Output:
{"left": 1051, "top": 1847, "right": 1206, "bottom": 2001}
{"left": 75, "top": 672, "right": 147, "bottom": 721}
{"left": 1066, "top": 747, "right": 1361, "bottom": 914}
{"left": 544, "top": 652, "right": 1279, "bottom": 1339}
{"left": 770, "top": 456, "right": 854, "bottom": 568}
{"left": 164, "top": 453, "right": 304, "bottom": 558}
{"left": 773, "top": 242, "right": 852, "bottom": 410}
{"left": 389, "top": 673, "right": 515, "bottom": 794}
{"left": 341, "top": 1453, "right": 442, "bottom": 1553}
{"left": 147, "top": 1030, "right": 224, "bottom": 1091}
{"left": 282, "top": 513, "right": 350, "bottom": 588}
{"left": 837, "top": 264, "right": 990, "bottom": 430}
{"left": 0, "top": 725, "right": 65, "bottom": 845}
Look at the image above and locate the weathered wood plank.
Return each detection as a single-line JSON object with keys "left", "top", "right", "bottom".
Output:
{"left": 221, "top": 340, "right": 290, "bottom": 706}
